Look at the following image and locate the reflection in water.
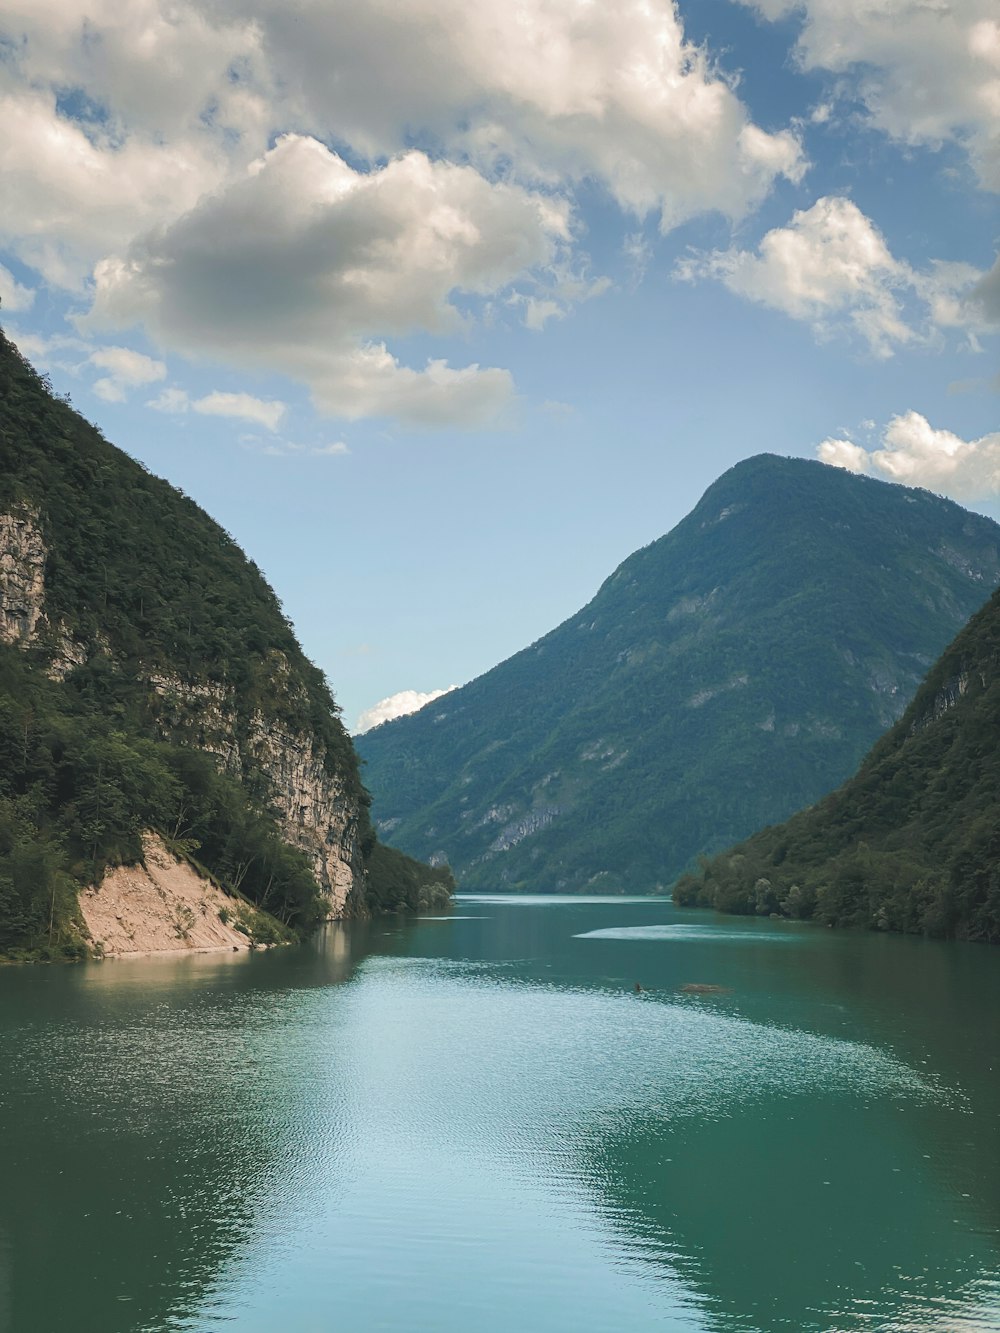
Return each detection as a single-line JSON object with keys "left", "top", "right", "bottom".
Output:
{"left": 0, "top": 924, "right": 369, "bottom": 1333}
{"left": 0, "top": 900, "right": 998, "bottom": 1332}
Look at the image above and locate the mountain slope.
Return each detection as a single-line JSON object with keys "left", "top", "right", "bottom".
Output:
{"left": 0, "top": 329, "right": 450, "bottom": 957}
{"left": 673, "top": 581, "right": 1000, "bottom": 941}
{"left": 358, "top": 455, "right": 1000, "bottom": 891}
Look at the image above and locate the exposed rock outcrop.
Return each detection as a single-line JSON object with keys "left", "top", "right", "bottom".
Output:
{"left": 148, "top": 670, "right": 363, "bottom": 915}
{"left": 0, "top": 507, "right": 45, "bottom": 646}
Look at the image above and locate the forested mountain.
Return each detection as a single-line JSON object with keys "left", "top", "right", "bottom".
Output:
{"left": 674, "top": 580, "right": 1000, "bottom": 941}
{"left": 358, "top": 455, "right": 1000, "bottom": 893}
{"left": 0, "top": 328, "right": 450, "bottom": 958}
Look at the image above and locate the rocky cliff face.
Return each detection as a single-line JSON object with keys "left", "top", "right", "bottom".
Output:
{"left": 0, "top": 506, "right": 365, "bottom": 917}
{"left": 149, "top": 671, "right": 363, "bottom": 914}
{"left": 0, "top": 507, "right": 45, "bottom": 645}
{"left": 0, "top": 506, "right": 90, "bottom": 678}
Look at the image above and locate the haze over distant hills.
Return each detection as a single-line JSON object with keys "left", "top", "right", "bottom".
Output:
{"left": 358, "top": 455, "right": 1000, "bottom": 892}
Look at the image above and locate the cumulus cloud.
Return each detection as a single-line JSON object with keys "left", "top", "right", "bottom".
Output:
{"left": 247, "top": 0, "right": 804, "bottom": 228}
{"left": 818, "top": 412, "right": 1000, "bottom": 500}
{"left": 355, "top": 686, "right": 457, "bottom": 734}
{"left": 738, "top": 0, "right": 1000, "bottom": 187}
{"left": 192, "top": 391, "right": 286, "bottom": 431}
{"left": 146, "top": 387, "right": 190, "bottom": 414}
{"left": 0, "top": 0, "right": 811, "bottom": 423}
{"left": 0, "top": 264, "right": 35, "bottom": 312}
{"left": 89, "top": 345, "right": 166, "bottom": 401}
{"left": 83, "top": 136, "right": 561, "bottom": 424}
{"left": 0, "top": 0, "right": 804, "bottom": 234}
{"left": 678, "top": 196, "right": 988, "bottom": 356}
{"left": 0, "top": 88, "right": 236, "bottom": 288}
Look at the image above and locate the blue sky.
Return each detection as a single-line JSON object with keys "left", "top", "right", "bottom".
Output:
{"left": 1, "top": 0, "right": 997, "bottom": 730}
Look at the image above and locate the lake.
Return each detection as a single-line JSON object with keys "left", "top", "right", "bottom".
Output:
{"left": 1, "top": 896, "right": 998, "bottom": 1332}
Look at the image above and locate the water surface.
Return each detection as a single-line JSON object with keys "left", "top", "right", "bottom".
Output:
{"left": 1, "top": 896, "right": 998, "bottom": 1332}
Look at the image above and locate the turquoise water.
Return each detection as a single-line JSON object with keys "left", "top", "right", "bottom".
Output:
{"left": 1, "top": 896, "right": 998, "bottom": 1332}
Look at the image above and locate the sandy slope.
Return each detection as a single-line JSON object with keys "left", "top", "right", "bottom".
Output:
{"left": 80, "top": 832, "right": 251, "bottom": 957}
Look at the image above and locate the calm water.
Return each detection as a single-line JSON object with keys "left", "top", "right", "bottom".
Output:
{"left": 2, "top": 896, "right": 999, "bottom": 1333}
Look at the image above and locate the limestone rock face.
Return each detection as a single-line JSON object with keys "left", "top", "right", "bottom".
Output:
{"left": 0, "top": 508, "right": 45, "bottom": 646}
{"left": 147, "top": 670, "right": 364, "bottom": 916}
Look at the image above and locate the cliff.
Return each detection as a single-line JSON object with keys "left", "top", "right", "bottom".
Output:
{"left": 0, "top": 328, "right": 451, "bottom": 959}
{"left": 673, "top": 581, "right": 1000, "bottom": 941}
{"left": 359, "top": 454, "right": 1000, "bottom": 892}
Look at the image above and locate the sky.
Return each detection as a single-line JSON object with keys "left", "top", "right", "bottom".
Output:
{"left": 1, "top": 0, "right": 997, "bottom": 732}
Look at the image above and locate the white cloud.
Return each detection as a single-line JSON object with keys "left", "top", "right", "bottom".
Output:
{"left": 1, "top": 0, "right": 805, "bottom": 234}
{"left": 355, "top": 686, "right": 457, "bottom": 734}
{"left": 6, "top": 328, "right": 89, "bottom": 372}
{"left": 815, "top": 438, "right": 873, "bottom": 473}
{"left": 0, "top": 89, "right": 236, "bottom": 289}
{"left": 146, "top": 386, "right": 190, "bottom": 413}
{"left": 818, "top": 411, "right": 1000, "bottom": 500}
{"left": 84, "top": 136, "right": 562, "bottom": 424}
{"left": 88, "top": 345, "right": 166, "bottom": 401}
{"left": 738, "top": 0, "right": 1000, "bottom": 187}
{"left": 250, "top": 0, "right": 804, "bottom": 228}
{"left": 312, "top": 441, "right": 350, "bottom": 456}
{"left": 0, "top": 264, "right": 35, "bottom": 312}
{"left": 678, "top": 196, "right": 988, "bottom": 357}
{"left": 193, "top": 391, "right": 286, "bottom": 431}
{"left": 0, "top": 0, "right": 811, "bottom": 424}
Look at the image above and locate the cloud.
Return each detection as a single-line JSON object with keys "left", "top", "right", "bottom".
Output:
{"left": 0, "top": 2, "right": 268, "bottom": 283}
{"left": 84, "top": 135, "right": 561, "bottom": 424}
{"left": 239, "top": 434, "right": 350, "bottom": 457}
{"left": 0, "top": 264, "right": 35, "bottom": 312}
{"left": 246, "top": 0, "right": 805, "bottom": 228}
{"left": 738, "top": 0, "right": 1000, "bottom": 188}
{"left": 678, "top": 196, "right": 988, "bottom": 356}
{"left": 88, "top": 344, "right": 166, "bottom": 401}
{"left": 818, "top": 411, "right": 1000, "bottom": 500}
{"left": 355, "top": 686, "right": 457, "bottom": 734}
{"left": 1, "top": 0, "right": 805, "bottom": 237}
{"left": 0, "top": 89, "right": 236, "bottom": 289}
{"left": 0, "top": 0, "right": 804, "bottom": 289}
{"left": 0, "top": 0, "right": 811, "bottom": 424}
{"left": 6, "top": 328, "right": 89, "bottom": 373}
{"left": 193, "top": 391, "right": 286, "bottom": 431}
{"left": 146, "top": 386, "right": 190, "bottom": 414}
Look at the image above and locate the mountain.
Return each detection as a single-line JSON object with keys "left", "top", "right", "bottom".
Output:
{"left": 358, "top": 454, "right": 1000, "bottom": 892}
{"left": 674, "top": 579, "right": 1000, "bottom": 941}
{"left": 0, "top": 329, "right": 451, "bottom": 959}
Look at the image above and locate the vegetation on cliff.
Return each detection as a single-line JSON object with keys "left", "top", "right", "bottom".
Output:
{"left": 673, "top": 584, "right": 1000, "bottom": 942}
{"left": 0, "top": 329, "right": 451, "bottom": 958}
{"left": 359, "top": 455, "right": 1000, "bottom": 893}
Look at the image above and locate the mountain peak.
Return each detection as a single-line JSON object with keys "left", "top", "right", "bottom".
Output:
{"left": 359, "top": 456, "right": 1000, "bottom": 893}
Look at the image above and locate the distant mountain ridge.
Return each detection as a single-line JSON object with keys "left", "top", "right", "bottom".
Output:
{"left": 358, "top": 455, "right": 1000, "bottom": 892}
{"left": 674, "top": 577, "right": 1000, "bottom": 941}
